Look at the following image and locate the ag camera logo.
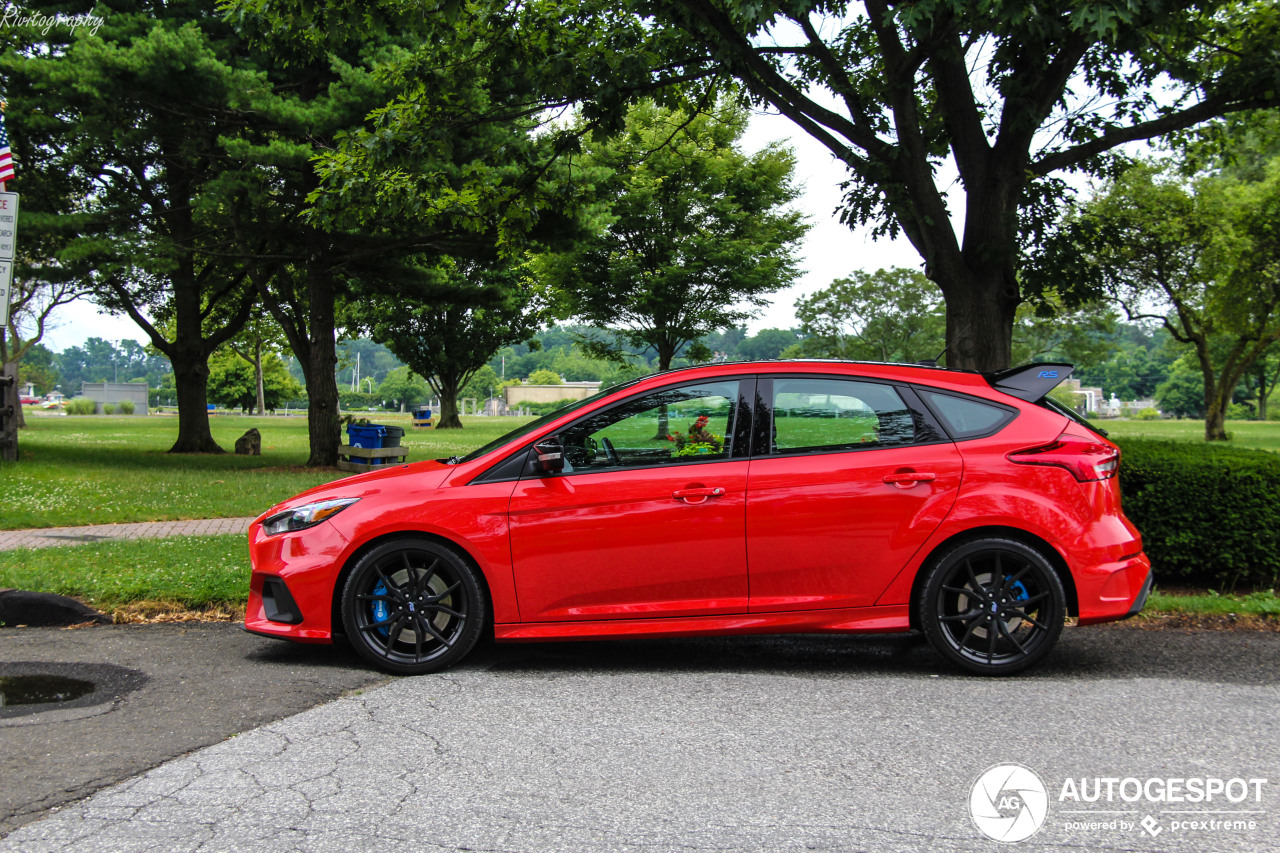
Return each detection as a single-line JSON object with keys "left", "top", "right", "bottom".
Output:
{"left": 970, "top": 763, "right": 1050, "bottom": 842}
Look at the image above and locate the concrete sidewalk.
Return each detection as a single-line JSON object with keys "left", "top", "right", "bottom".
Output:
{"left": 0, "top": 518, "right": 257, "bottom": 551}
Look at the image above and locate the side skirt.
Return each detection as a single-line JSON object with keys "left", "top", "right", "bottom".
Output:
{"left": 494, "top": 605, "right": 910, "bottom": 642}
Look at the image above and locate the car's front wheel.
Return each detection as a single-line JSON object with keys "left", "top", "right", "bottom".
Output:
{"left": 919, "top": 538, "right": 1066, "bottom": 676}
{"left": 341, "top": 538, "right": 487, "bottom": 675}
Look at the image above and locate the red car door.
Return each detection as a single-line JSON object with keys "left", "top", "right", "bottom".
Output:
{"left": 746, "top": 376, "right": 963, "bottom": 612}
{"left": 508, "top": 379, "right": 751, "bottom": 622}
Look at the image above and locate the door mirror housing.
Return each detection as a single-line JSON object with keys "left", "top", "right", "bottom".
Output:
{"left": 529, "top": 437, "right": 564, "bottom": 475}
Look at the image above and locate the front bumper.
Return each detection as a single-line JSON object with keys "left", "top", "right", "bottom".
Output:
{"left": 244, "top": 518, "right": 352, "bottom": 644}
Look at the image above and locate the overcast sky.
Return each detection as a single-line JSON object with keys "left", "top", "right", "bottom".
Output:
{"left": 38, "top": 110, "right": 927, "bottom": 353}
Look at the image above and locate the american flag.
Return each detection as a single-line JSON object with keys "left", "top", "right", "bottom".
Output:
{"left": 0, "top": 103, "right": 14, "bottom": 184}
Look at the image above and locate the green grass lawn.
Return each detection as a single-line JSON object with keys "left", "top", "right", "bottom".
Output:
{"left": 0, "top": 413, "right": 533, "bottom": 529}
{"left": 1102, "top": 418, "right": 1280, "bottom": 452}
{"left": 0, "top": 535, "right": 249, "bottom": 617}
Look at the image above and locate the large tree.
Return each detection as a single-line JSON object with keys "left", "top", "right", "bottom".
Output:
{"left": 1066, "top": 160, "right": 1280, "bottom": 440}
{"left": 228, "top": 0, "right": 599, "bottom": 463}
{"left": 3, "top": 3, "right": 262, "bottom": 452}
{"left": 367, "top": 259, "right": 549, "bottom": 429}
{"left": 794, "top": 268, "right": 946, "bottom": 363}
{"left": 621, "top": 0, "right": 1280, "bottom": 370}
{"left": 545, "top": 99, "right": 806, "bottom": 372}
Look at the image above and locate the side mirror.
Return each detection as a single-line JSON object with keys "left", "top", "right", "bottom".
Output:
{"left": 529, "top": 437, "right": 564, "bottom": 475}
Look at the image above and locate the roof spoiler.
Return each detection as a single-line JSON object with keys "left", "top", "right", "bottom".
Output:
{"left": 986, "top": 363, "right": 1074, "bottom": 402}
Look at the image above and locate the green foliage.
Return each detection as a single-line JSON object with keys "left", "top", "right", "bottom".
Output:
{"left": 1118, "top": 439, "right": 1280, "bottom": 588}
{"left": 526, "top": 369, "right": 563, "bottom": 385}
{"left": 103, "top": 403, "right": 116, "bottom": 415}
{"left": 546, "top": 98, "right": 807, "bottom": 371}
{"left": 65, "top": 398, "right": 96, "bottom": 415}
{"left": 1047, "top": 138, "right": 1280, "bottom": 438}
{"left": 118, "top": 401, "right": 135, "bottom": 415}
{"left": 17, "top": 344, "right": 60, "bottom": 396}
{"left": 376, "top": 366, "right": 428, "bottom": 410}
{"left": 207, "top": 350, "right": 304, "bottom": 413}
{"left": 460, "top": 365, "right": 502, "bottom": 402}
{"left": 522, "top": 399, "right": 582, "bottom": 416}
{"left": 736, "top": 329, "right": 800, "bottom": 362}
{"left": 367, "top": 258, "right": 550, "bottom": 428}
{"left": 626, "top": 0, "right": 1280, "bottom": 370}
{"left": 795, "top": 268, "right": 944, "bottom": 362}
{"left": 1156, "top": 357, "right": 1207, "bottom": 418}
{"left": 1135, "top": 407, "right": 1161, "bottom": 421}
{"left": 54, "top": 339, "right": 171, "bottom": 397}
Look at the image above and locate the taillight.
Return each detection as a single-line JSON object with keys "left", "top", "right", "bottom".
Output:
{"left": 1006, "top": 430, "right": 1119, "bottom": 482}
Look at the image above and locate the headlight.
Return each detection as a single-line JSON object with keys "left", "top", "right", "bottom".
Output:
{"left": 262, "top": 498, "right": 360, "bottom": 535}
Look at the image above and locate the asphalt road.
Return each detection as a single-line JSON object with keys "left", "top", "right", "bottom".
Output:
{"left": 1, "top": 623, "right": 1277, "bottom": 852}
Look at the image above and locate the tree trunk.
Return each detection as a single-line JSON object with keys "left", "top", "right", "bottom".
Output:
{"left": 436, "top": 391, "right": 463, "bottom": 429}
{"left": 652, "top": 342, "right": 676, "bottom": 439}
{"left": 170, "top": 352, "right": 223, "bottom": 453}
{"left": 939, "top": 271, "right": 1019, "bottom": 371}
{"left": 304, "top": 261, "right": 341, "bottom": 466}
{"left": 1204, "top": 403, "right": 1229, "bottom": 441}
{"left": 1203, "top": 376, "right": 1232, "bottom": 441}
{"left": 254, "top": 336, "right": 266, "bottom": 416}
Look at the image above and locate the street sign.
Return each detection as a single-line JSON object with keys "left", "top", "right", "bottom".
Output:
{"left": 0, "top": 192, "right": 15, "bottom": 328}
{"left": 0, "top": 192, "right": 17, "bottom": 259}
{"left": 0, "top": 260, "right": 10, "bottom": 328}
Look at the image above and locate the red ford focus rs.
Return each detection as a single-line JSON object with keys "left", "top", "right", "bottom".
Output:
{"left": 245, "top": 360, "right": 1151, "bottom": 676}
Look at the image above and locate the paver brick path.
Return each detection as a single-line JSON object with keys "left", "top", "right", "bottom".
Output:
{"left": 0, "top": 517, "right": 257, "bottom": 551}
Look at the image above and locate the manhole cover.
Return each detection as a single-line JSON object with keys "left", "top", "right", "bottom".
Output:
{"left": 0, "top": 662, "right": 147, "bottom": 726}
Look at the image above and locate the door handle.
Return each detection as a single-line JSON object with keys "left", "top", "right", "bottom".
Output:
{"left": 882, "top": 471, "right": 936, "bottom": 487}
{"left": 672, "top": 487, "right": 726, "bottom": 502}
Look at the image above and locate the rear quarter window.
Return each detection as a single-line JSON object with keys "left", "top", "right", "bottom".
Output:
{"left": 917, "top": 389, "right": 1017, "bottom": 439}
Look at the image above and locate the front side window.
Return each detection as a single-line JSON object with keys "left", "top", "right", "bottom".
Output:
{"left": 558, "top": 380, "right": 741, "bottom": 473}
{"left": 769, "top": 378, "right": 917, "bottom": 454}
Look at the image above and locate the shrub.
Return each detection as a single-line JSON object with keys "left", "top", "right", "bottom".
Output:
{"left": 522, "top": 399, "right": 580, "bottom": 416}
{"left": 118, "top": 400, "right": 135, "bottom": 415}
{"left": 1117, "top": 439, "right": 1280, "bottom": 589}
{"left": 1134, "top": 407, "right": 1160, "bottom": 421}
{"left": 102, "top": 403, "right": 116, "bottom": 415}
{"left": 65, "top": 398, "right": 96, "bottom": 415}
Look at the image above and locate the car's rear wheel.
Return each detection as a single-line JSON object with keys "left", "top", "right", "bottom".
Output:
{"left": 919, "top": 538, "right": 1065, "bottom": 676}
{"left": 341, "top": 538, "right": 486, "bottom": 675}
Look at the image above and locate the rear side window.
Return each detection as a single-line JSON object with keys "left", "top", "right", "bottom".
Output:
{"left": 918, "top": 389, "right": 1016, "bottom": 439}
{"left": 770, "top": 378, "right": 916, "bottom": 453}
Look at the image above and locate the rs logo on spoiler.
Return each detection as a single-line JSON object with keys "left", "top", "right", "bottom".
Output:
{"left": 1037, "top": 371, "right": 1059, "bottom": 379}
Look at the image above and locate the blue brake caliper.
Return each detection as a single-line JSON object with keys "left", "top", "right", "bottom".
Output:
{"left": 371, "top": 579, "right": 390, "bottom": 638}
{"left": 1009, "top": 580, "right": 1029, "bottom": 606}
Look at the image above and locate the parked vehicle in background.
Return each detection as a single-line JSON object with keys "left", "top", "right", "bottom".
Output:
{"left": 246, "top": 360, "right": 1151, "bottom": 677}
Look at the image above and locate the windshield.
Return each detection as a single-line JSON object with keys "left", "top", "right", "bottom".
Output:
{"left": 456, "top": 381, "right": 640, "bottom": 463}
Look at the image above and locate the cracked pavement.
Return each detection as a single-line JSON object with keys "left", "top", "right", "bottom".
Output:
{"left": 2, "top": 626, "right": 1278, "bottom": 852}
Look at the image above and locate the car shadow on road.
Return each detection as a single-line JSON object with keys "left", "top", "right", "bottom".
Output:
{"left": 461, "top": 626, "right": 1280, "bottom": 686}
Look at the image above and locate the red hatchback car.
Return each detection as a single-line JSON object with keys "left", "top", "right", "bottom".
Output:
{"left": 246, "top": 361, "right": 1151, "bottom": 676}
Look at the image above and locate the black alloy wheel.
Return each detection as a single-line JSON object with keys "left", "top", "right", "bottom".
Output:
{"left": 919, "top": 538, "right": 1066, "bottom": 676}
{"left": 341, "top": 538, "right": 486, "bottom": 675}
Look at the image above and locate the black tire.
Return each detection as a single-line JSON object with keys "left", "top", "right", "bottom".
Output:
{"left": 918, "top": 538, "right": 1066, "bottom": 676}
{"left": 341, "top": 538, "right": 487, "bottom": 675}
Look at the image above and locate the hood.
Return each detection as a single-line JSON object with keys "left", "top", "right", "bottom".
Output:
{"left": 258, "top": 458, "right": 455, "bottom": 521}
